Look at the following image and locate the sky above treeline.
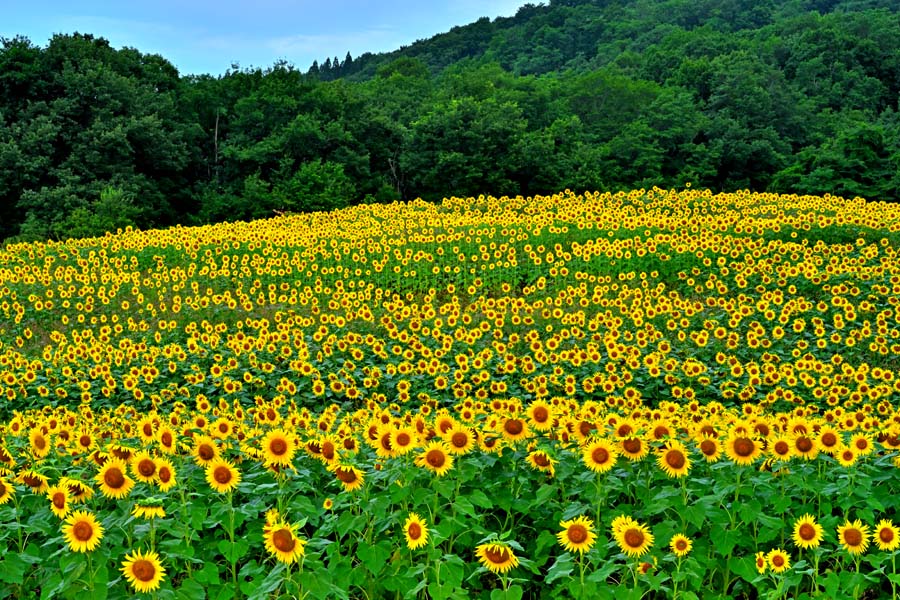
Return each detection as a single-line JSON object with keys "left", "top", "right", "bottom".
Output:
{"left": 2, "top": 0, "right": 527, "bottom": 76}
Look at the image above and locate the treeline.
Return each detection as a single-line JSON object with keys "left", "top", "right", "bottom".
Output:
{"left": 1, "top": 0, "right": 899, "bottom": 242}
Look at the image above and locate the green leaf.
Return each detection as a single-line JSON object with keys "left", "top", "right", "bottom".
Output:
{"left": 217, "top": 538, "right": 250, "bottom": 563}
{"left": 0, "top": 553, "right": 27, "bottom": 585}
{"left": 357, "top": 539, "right": 391, "bottom": 576}
{"left": 175, "top": 578, "right": 207, "bottom": 600}
{"left": 546, "top": 554, "right": 574, "bottom": 585}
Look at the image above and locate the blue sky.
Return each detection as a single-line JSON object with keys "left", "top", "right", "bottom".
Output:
{"left": 2, "top": 0, "right": 528, "bottom": 76}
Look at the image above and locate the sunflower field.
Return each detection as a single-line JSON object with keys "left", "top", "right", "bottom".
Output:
{"left": 1, "top": 188, "right": 900, "bottom": 599}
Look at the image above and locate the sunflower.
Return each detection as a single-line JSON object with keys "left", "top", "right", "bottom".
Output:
{"left": 754, "top": 551, "right": 767, "bottom": 574}
{"left": 475, "top": 542, "right": 519, "bottom": 574}
{"left": 263, "top": 519, "right": 306, "bottom": 564}
{"left": 817, "top": 426, "right": 842, "bottom": 455}
{"left": 95, "top": 459, "right": 135, "bottom": 499}
{"left": 837, "top": 519, "right": 870, "bottom": 555}
{"left": 374, "top": 425, "right": 396, "bottom": 459}
{"left": 46, "top": 484, "right": 71, "bottom": 519}
{"left": 526, "top": 400, "right": 554, "bottom": 431}
{"left": 849, "top": 433, "right": 874, "bottom": 456}
{"left": 791, "top": 514, "right": 823, "bottom": 549}
{"left": 0, "top": 476, "right": 16, "bottom": 505}
{"left": 499, "top": 417, "right": 530, "bottom": 443}
{"left": 132, "top": 502, "right": 166, "bottom": 520}
{"left": 557, "top": 516, "right": 596, "bottom": 554}
{"left": 657, "top": 440, "right": 691, "bottom": 478}
{"left": 323, "top": 498, "right": 333, "bottom": 510}
{"left": 614, "top": 519, "right": 654, "bottom": 558}
{"left": 620, "top": 436, "right": 649, "bottom": 462}
{"left": 766, "top": 548, "right": 790, "bottom": 573}
{"left": 526, "top": 450, "right": 556, "bottom": 476}
{"left": 205, "top": 458, "right": 241, "bottom": 494}
{"left": 155, "top": 457, "right": 177, "bottom": 492}
{"left": 332, "top": 464, "right": 365, "bottom": 492}
{"left": 669, "top": 534, "right": 692, "bottom": 557}
{"left": 791, "top": 434, "right": 818, "bottom": 460}
{"left": 131, "top": 451, "right": 158, "bottom": 484}
{"left": 29, "top": 428, "right": 52, "bottom": 459}
{"left": 415, "top": 441, "right": 454, "bottom": 476}
{"left": 121, "top": 549, "right": 166, "bottom": 593}
{"left": 260, "top": 428, "right": 296, "bottom": 467}
{"left": 192, "top": 435, "right": 220, "bottom": 467}
{"left": 60, "top": 477, "right": 94, "bottom": 504}
{"left": 156, "top": 426, "right": 178, "bottom": 455}
{"left": 874, "top": 520, "right": 900, "bottom": 552}
{"left": 444, "top": 425, "right": 475, "bottom": 455}
{"left": 767, "top": 434, "right": 793, "bottom": 462}
{"left": 582, "top": 438, "right": 619, "bottom": 474}
{"left": 695, "top": 435, "right": 722, "bottom": 462}
{"left": 390, "top": 425, "right": 418, "bottom": 457}
{"left": 724, "top": 434, "right": 762, "bottom": 466}
{"left": 836, "top": 446, "right": 858, "bottom": 468}
{"left": 403, "top": 513, "right": 429, "bottom": 550}
{"left": 62, "top": 510, "right": 104, "bottom": 553}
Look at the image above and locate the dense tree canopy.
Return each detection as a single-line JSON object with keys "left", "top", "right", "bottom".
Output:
{"left": 1, "top": 0, "right": 899, "bottom": 241}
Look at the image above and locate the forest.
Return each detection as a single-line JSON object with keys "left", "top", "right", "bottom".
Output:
{"left": 0, "top": 0, "right": 898, "bottom": 242}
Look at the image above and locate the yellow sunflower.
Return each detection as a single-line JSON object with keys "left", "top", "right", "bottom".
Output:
{"left": 837, "top": 519, "right": 870, "bottom": 555}
{"left": 260, "top": 428, "right": 296, "bottom": 467}
{"left": 131, "top": 451, "right": 158, "bottom": 484}
{"left": 46, "top": 484, "right": 71, "bottom": 519}
{"left": 62, "top": 510, "right": 104, "bottom": 553}
{"left": 0, "top": 476, "right": 16, "bottom": 505}
{"left": 132, "top": 502, "right": 166, "bottom": 520}
{"left": 29, "top": 428, "right": 52, "bottom": 459}
{"left": 874, "top": 519, "right": 900, "bottom": 552}
{"left": 766, "top": 548, "right": 790, "bottom": 573}
{"left": 836, "top": 446, "right": 858, "bottom": 468}
{"left": 332, "top": 464, "right": 365, "bottom": 492}
{"left": 192, "top": 435, "right": 220, "bottom": 467}
{"left": 444, "top": 425, "right": 475, "bottom": 455}
{"left": 415, "top": 441, "right": 454, "bottom": 476}
{"left": 614, "top": 518, "right": 654, "bottom": 558}
{"left": 525, "top": 400, "right": 554, "bottom": 431}
{"left": 390, "top": 425, "right": 419, "bottom": 457}
{"left": 754, "top": 551, "right": 767, "bottom": 574}
{"left": 656, "top": 440, "right": 691, "bottom": 478}
{"left": 620, "top": 436, "right": 649, "bottom": 462}
{"left": 263, "top": 519, "right": 306, "bottom": 564}
{"left": 582, "top": 438, "right": 619, "bottom": 474}
{"left": 95, "top": 459, "right": 135, "bottom": 499}
{"left": 557, "top": 515, "right": 596, "bottom": 555}
{"left": 526, "top": 450, "right": 556, "bottom": 476}
{"left": 695, "top": 435, "right": 722, "bottom": 463}
{"left": 121, "top": 549, "right": 166, "bottom": 593}
{"left": 669, "top": 534, "right": 692, "bottom": 557}
{"left": 499, "top": 417, "right": 530, "bottom": 443}
{"left": 767, "top": 434, "right": 794, "bottom": 462}
{"left": 791, "top": 514, "right": 823, "bottom": 549}
{"left": 205, "top": 458, "right": 241, "bottom": 494}
{"left": 475, "top": 542, "right": 519, "bottom": 574}
{"left": 724, "top": 434, "right": 762, "bottom": 466}
{"left": 155, "top": 457, "right": 177, "bottom": 492}
{"left": 403, "top": 513, "right": 429, "bottom": 550}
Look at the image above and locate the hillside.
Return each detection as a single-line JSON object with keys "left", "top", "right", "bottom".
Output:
{"left": 0, "top": 0, "right": 898, "bottom": 243}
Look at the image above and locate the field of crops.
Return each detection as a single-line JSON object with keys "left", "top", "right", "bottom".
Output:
{"left": 1, "top": 188, "right": 900, "bottom": 599}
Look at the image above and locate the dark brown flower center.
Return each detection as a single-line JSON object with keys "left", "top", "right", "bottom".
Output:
{"left": 273, "top": 527, "right": 296, "bottom": 552}
{"left": 796, "top": 437, "right": 813, "bottom": 453}
{"left": 700, "top": 440, "right": 716, "bottom": 456}
{"left": 484, "top": 546, "right": 511, "bottom": 564}
{"left": 79, "top": 435, "right": 92, "bottom": 448}
{"left": 843, "top": 528, "right": 863, "bottom": 547}
{"left": 73, "top": 520, "right": 94, "bottom": 541}
{"left": 198, "top": 444, "right": 215, "bottom": 461}
{"left": 214, "top": 466, "right": 233, "bottom": 484}
{"left": 504, "top": 419, "right": 524, "bottom": 436}
{"left": 407, "top": 523, "right": 422, "bottom": 540}
{"left": 799, "top": 523, "right": 816, "bottom": 540}
{"left": 772, "top": 554, "right": 785, "bottom": 567}
{"left": 774, "top": 441, "right": 790, "bottom": 455}
{"left": 132, "top": 559, "right": 156, "bottom": 582}
{"left": 104, "top": 468, "right": 125, "bottom": 489}
{"left": 158, "top": 466, "right": 172, "bottom": 483}
{"left": 880, "top": 528, "right": 895, "bottom": 543}
{"left": 623, "top": 438, "right": 641, "bottom": 454}
{"left": 138, "top": 459, "right": 156, "bottom": 477}
{"left": 592, "top": 447, "right": 610, "bottom": 464}
{"left": 821, "top": 432, "right": 837, "bottom": 447}
{"left": 160, "top": 432, "right": 173, "bottom": 447}
{"left": 624, "top": 528, "right": 644, "bottom": 548}
{"left": 269, "top": 438, "right": 288, "bottom": 456}
{"left": 532, "top": 406, "right": 549, "bottom": 423}
{"left": 451, "top": 432, "right": 468, "bottom": 448}
{"left": 665, "top": 449, "right": 686, "bottom": 469}
{"left": 567, "top": 525, "right": 588, "bottom": 544}
{"left": 335, "top": 467, "right": 357, "bottom": 483}
{"left": 532, "top": 453, "right": 550, "bottom": 467}
{"left": 426, "top": 449, "right": 446, "bottom": 468}
{"left": 733, "top": 437, "right": 754, "bottom": 457}
{"left": 52, "top": 492, "right": 66, "bottom": 509}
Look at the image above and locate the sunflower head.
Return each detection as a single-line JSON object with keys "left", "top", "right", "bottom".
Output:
{"left": 837, "top": 519, "right": 870, "bottom": 555}
{"left": 403, "top": 513, "right": 429, "bottom": 550}
{"left": 557, "top": 515, "right": 596, "bottom": 554}
{"left": 875, "top": 519, "right": 900, "bottom": 552}
{"left": 205, "top": 458, "right": 241, "bottom": 494}
{"left": 657, "top": 440, "right": 691, "bottom": 478}
{"left": 121, "top": 549, "right": 166, "bottom": 593}
{"left": 613, "top": 518, "right": 654, "bottom": 558}
{"left": 263, "top": 520, "right": 306, "bottom": 564}
{"left": 669, "top": 533, "right": 693, "bottom": 557}
{"left": 62, "top": 510, "right": 104, "bottom": 553}
{"left": 475, "top": 541, "right": 519, "bottom": 574}
{"left": 766, "top": 548, "right": 791, "bottom": 573}
{"left": 791, "top": 514, "right": 823, "bottom": 550}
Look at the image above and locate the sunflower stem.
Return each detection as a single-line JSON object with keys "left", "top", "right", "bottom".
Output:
{"left": 892, "top": 552, "right": 897, "bottom": 600}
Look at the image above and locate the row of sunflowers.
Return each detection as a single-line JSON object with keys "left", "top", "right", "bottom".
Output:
{"left": 1, "top": 395, "right": 899, "bottom": 598}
